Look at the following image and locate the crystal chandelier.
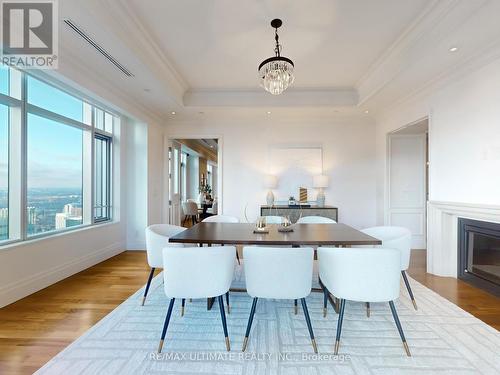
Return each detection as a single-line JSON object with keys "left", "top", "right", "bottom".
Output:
{"left": 258, "top": 19, "right": 294, "bottom": 95}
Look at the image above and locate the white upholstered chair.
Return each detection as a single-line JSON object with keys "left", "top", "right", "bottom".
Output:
{"left": 182, "top": 200, "right": 199, "bottom": 225}
{"left": 242, "top": 246, "right": 317, "bottom": 353}
{"left": 143, "top": 224, "right": 186, "bottom": 306}
{"left": 318, "top": 247, "right": 411, "bottom": 356}
{"left": 202, "top": 215, "right": 241, "bottom": 265}
{"left": 158, "top": 246, "right": 236, "bottom": 353}
{"left": 297, "top": 216, "right": 336, "bottom": 224}
{"left": 263, "top": 215, "right": 283, "bottom": 224}
{"left": 360, "top": 226, "right": 416, "bottom": 310}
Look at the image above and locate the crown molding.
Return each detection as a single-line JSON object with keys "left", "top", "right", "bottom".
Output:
{"left": 93, "top": 0, "right": 188, "bottom": 104}
{"left": 356, "top": 0, "right": 489, "bottom": 106}
{"left": 376, "top": 36, "right": 500, "bottom": 119}
{"left": 183, "top": 88, "right": 358, "bottom": 107}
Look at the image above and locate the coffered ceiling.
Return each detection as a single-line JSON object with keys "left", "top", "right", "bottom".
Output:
{"left": 55, "top": 0, "right": 500, "bottom": 121}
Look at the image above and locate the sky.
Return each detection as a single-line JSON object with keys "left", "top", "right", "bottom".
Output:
{"left": 0, "top": 73, "right": 84, "bottom": 190}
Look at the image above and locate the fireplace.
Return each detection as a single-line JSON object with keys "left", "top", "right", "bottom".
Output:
{"left": 458, "top": 218, "right": 500, "bottom": 296}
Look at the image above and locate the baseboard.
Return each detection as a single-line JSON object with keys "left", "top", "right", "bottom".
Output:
{"left": 126, "top": 240, "right": 146, "bottom": 250}
{"left": 0, "top": 242, "right": 125, "bottom": 308}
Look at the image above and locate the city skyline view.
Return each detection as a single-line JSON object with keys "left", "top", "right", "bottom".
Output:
{"left": 0, "top": 188, "right": 83, "bottom": 240}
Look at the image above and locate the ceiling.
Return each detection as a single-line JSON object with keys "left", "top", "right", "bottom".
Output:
{"left": 55, "top": 0, "right": 500, "bottom": 122}
{"left": 128, "top": 0, "right": 429, "bottom": 89}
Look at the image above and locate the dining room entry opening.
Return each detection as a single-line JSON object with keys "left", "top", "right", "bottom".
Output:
{"left": 168, "top": 138, "right": 220, "bottom": 227}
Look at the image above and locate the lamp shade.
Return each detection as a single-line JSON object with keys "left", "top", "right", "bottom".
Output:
{"left": 313, "top": 175, "right": 329, "bottom": 188}
{"left": 264, "top": 175, "right": 278, "bottom": 189}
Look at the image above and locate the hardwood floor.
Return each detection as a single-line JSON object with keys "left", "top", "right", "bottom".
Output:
{"left": 0, "top": 249, "right": 498, "bottom": 374}
{"left": 0, "top": 251, "right": 158, "bottom": 375}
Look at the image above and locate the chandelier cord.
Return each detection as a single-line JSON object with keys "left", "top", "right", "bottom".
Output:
{"left": 274, "top": 28, "right": 281, "bottom": 57}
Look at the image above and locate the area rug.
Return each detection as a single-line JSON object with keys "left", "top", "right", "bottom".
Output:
{"left": 36, "top": 263, "right": 500, "bottom": 374}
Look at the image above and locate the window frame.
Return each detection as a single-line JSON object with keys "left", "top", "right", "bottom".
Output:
{"left": 93, "top": 132, "right": 112, "bottom": 223}
{"left": 0, "top": 68, "right": 118, "bottom": 246}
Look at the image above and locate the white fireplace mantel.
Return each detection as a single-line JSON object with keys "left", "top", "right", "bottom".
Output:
{"left": 427, "top": 201, "right": 500, "bottom": 277}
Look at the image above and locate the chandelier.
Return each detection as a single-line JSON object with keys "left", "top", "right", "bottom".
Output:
{"left": 258, "top": 19, "right": 294, "bottom": 95}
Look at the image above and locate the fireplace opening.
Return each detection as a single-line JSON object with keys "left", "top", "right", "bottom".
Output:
{"left": 458, "top": 218, "right": 500, "bottom": 296}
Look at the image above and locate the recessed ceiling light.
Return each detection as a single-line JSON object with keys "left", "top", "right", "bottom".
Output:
{"left": 449, "top": 46, "right": 458, "bottom": 52}
{"left": 267, "top": 111, "right": 272, "bottom": 114}
{"left": 364, "top": 110, "right": 369, "bottom": 114}
{"left": 171, "top": 111, "right": 176, "bottom": 115}
{"left": 198, "top": 111, "right": 204, "bottom": 115}
{"left": 143, "top": 88, "right": 150, "bottom": 92}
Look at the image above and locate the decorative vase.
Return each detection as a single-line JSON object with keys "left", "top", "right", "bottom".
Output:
{"left": 198, "top": 192, "right": 205, "bottom": 204}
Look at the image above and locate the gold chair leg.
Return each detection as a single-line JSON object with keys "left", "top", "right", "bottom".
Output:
{"left": 242, "top": 336, "right": 248, "bottom": 352}
{"left": 157, "top": 339, "right": 164, "bottom": 353}
{"left": 225, "top": 337, "right": 231, "bottom": 351}
{"left": 311, "top": 338, "right": 318, "bottom": 354}
{"left": 403, "top": 341, "right": 411, "bottom": 357}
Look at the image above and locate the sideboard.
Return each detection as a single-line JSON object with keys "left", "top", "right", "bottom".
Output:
{"left": 260, "top": 205, "right": 338, "bottom": 223}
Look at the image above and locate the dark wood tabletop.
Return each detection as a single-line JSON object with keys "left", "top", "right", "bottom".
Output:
{"left": 169, "top": 222, "right": 381, "bottom": 246}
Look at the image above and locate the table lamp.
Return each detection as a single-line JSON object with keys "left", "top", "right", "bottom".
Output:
{"left": 264, "top": 175, "right": 278, "bottom": 206}
{"left": 313, "top": 175, "right": 328, "bottom": 207}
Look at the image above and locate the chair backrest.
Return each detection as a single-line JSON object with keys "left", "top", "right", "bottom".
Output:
{"left": 243, "top": 246, "right": 314, "bottom": 299}
{"left": 318, "top": 247, "right": 400, "bottom": 302}
{"left": 182, "top": 200, "right": 199, "bottom": 216}
{"left": 264, "top": 215, "right": 283, "bottom": 224}
{"left": 202, "top": 215, "right": 239, "bottom": 223}
{"left": 145, "top": 224, "right": 186, "bottom": 268}
{"left": 297, "top": 216, "right": 336, "bottom": 224}
{"left": 361, "top": 226, "right": 412, "bottom": 270}
{"left": 162, "top": 246, "right": 235, "bottom": 298}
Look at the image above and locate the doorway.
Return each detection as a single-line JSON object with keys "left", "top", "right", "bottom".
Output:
{"left": 387, "top": 119, "right": 429, "bottom": 249}
{"left": 168, "top": 138, "right": 220, "bottom": 227}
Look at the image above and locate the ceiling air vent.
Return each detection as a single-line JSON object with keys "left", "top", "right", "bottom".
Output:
{"left": 63, "top": 19, "right": 134, "bottom": 77}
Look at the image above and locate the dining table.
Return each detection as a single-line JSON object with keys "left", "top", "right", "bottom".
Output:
{"left": 169, "top": 222, "right": 382, "bottom": 311}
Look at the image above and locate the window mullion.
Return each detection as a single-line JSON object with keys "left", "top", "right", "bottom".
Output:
{"left": 90, "top": 106, "right": 95, "bottom": 225}
{"left": 20, "top": 72, "right": 27, "bottom": 240}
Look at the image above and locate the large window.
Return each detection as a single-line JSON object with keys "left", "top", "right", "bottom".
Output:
{"left": 27, "top": 114, "right": 84, "bottom": 236}
{"left": 0, "top": 67, "right": 119, "bottom": 245}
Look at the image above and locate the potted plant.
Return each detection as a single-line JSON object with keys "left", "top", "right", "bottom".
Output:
{"left": 199, "top": 183, "right": 212, "bottom": 203}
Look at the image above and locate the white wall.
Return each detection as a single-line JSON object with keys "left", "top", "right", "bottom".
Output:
{"left": 375, "top": 56, "right": 500, "bottom": 275}
{"left": 147, "top": 124, "right": 166, "bottom": 227}
{"left": 125, "top": 118, "right": 148, "bottom": 249}
{"left": 165, "top": 117, "right": 377, "bottom": 229}
{"left": 376, "top": 57, "right": 500, "bottom": 220}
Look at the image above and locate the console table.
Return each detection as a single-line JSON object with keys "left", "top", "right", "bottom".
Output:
{"left": 260, "top": 205, "right": 338, "bottom": 223}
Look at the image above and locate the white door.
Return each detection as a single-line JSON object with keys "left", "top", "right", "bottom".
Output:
{"left": 169, "top": 140, "right": 182, "bottom": 225}
{"left": 388, "top": 134, "right": 427, "bottom": 249}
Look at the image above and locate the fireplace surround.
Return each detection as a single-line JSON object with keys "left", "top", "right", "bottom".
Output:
{"left": 458, "top": 218, "right": 500, "bottom": 296}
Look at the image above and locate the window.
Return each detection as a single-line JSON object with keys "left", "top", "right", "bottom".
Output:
{"left": 94, "top": 134, "right": 111, "bottom": 222}
{"left": 0, "top": 69, "right": 119, "bottom": 245}
{"left": 26, "top": 114, "right": 83, "bottom": 236}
